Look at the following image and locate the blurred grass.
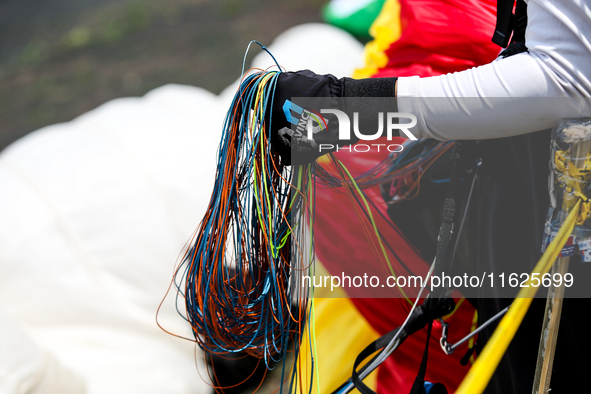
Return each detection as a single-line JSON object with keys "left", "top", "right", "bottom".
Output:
{"left": 0, "top": 0, "right": 326, "bottom": 151}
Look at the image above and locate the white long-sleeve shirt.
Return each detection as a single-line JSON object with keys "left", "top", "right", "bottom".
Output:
{"left": 397, "top": 0, "right": 591, "bottom": 140}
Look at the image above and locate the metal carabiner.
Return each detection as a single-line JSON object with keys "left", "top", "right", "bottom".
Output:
{"left": 439, "top": 319, "right": 454, "bottom": 355}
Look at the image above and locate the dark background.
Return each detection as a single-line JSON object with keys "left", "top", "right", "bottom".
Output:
{"left": 0, "top": 0, "right": 325, "bottom": 152}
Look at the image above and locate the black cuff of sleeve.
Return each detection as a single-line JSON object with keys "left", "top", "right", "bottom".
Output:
{"left": 342, "top": 77, "right": 397, "bottom": 97}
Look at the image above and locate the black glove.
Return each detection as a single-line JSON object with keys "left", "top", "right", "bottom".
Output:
{"left": 267, "top": 70, "right": 397, "bottom": 165}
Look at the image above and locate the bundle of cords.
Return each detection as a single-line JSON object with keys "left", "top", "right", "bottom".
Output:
{"left": 382, "top": 140, "right": 453, "bottom": 202}
{"left": 164, "top": 42, "right": 318, "bottom": 392}
{"left": 163, "top": 42, "right": 459, "bottom": 393}
{"left": 314, "top": 140, "right": 453, "bottom": 195}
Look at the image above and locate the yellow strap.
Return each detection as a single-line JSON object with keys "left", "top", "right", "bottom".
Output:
{"left": 455, "top": 199, "right": 581, "bottom": 394}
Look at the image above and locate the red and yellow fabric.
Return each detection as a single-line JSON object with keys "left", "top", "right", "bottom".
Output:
{"left": 297, "top": 0, "right": 499, "bottom": 392}
{"left": 355, "top": 0, "right": 498, "bottom": 79}
{"left": 295, "top": 265, "right": 381, "bottom": 394}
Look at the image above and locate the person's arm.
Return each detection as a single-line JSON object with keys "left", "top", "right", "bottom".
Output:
{"left": 396, "top": 0, "right": 591, "bottom": 140}
{"left": 397, "top": 53, "right": 591, "bottom": 140}
{"left": 273, "top": 0, "right": 591, "bottom": 148}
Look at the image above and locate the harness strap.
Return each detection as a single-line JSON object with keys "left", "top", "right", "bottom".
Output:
{"left": 349, "top": 299, "right": 455, "bottom": 394}
{"left": 344, "top": 144, "right": 467, "bottom": 394}
{"left": 431, "top": 144, "right": 462, "bottom": 300}
{"left": 409, "top": 318, "right": 434, "bottom": 394}
{"left": 492, "top": 0, "right": 516, "bottom": 47}
{"left": 511, "top": 0, "right": 528, "bottom": 44}
{"left": 492, "top": 0, "right": 528, "bottom": 48}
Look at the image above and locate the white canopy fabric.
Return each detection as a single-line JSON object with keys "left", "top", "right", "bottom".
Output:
{"left": 0, "top": 24, "right": 363, "bottom": 394}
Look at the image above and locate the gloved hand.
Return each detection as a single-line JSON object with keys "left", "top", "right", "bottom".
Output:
{"left": 266, "top": 70, "right": 398, "bottom": 165}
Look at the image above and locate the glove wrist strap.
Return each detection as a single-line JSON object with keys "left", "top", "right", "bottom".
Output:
{"left": 342, "top": 77, "right": 398, "bottom": 98}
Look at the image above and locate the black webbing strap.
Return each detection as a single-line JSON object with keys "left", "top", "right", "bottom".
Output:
{"left": 431, "top": 143, "right": 461, "bottom": 301}
{"left": 511, "top": 0, "right": 528, "bottom": 44}
{"left": 492, "top": 0, "right": 528, "bottom": 48}
{"left": 499, "top": 41, "right": 528, "bottom": 58}
{"left": 349, "top": 299, "right": 455, "bottom": 394}
{"left": 350, "top": 327, "right": 408, "bottom": 394}
{"left": 492, "top": 0, "right": 515, "bottom": 47}
{"left": 349, "top": 304, "right": 432, "bottom": 394}
{"left": 409, "top": 316, "right": 434, "bottom": 394}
